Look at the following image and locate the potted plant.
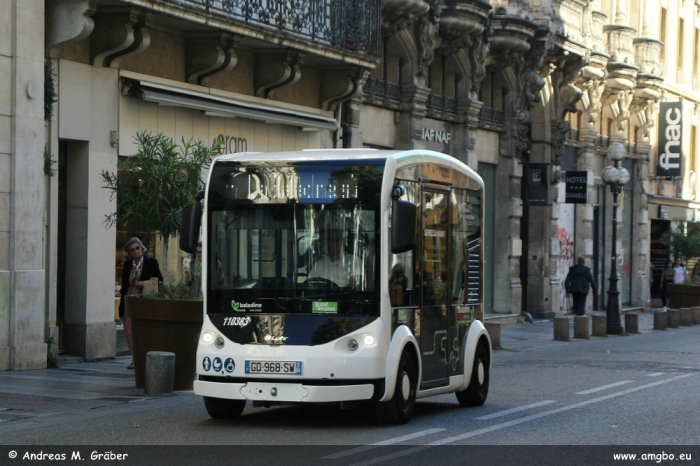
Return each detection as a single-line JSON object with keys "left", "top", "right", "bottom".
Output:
{"left": 101, "top": 131, "right": 219, "bottom": 390}
{"left": 667, "top": 220, "right": 700, "bottom": 308}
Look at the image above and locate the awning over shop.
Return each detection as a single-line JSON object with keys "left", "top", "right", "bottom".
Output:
{"left": 121, "top": 78, "right": 339, "bottom": 131}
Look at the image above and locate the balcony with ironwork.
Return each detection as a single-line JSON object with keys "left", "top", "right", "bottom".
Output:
{"left": 478, "top": 107, "right": 505, "bottom": 130}
{"left": 363, "top": 77, "right": 402, "bottom": 107}
{"left": 426, "top": 93, "right": 457, "bottom": 118}
{"left": 122, "top": 0, "right": 381, "bottom": 62}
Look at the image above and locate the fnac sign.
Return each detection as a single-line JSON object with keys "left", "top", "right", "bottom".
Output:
{"left": 657, "top": 102, "right": 683, "bottom": 177}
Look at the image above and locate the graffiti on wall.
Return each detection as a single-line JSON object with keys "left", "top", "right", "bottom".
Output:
{"left": 557, "top": 204, "right": 575, "bottom": 312}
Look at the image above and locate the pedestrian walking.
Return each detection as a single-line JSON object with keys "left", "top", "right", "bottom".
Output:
{"left": 673, "top": 258, "right": 688, "bottom": 284}
{"left": 660, "top": 259, "right": 674, "bottom": 310}
{"left": 565, "top": 256, "right": 597, "bottom": 316}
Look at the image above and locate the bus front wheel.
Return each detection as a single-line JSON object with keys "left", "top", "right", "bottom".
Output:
{"left": 456, "top": 341, "right": 489, "bottom": 406}
{"left": 203, "top": 396, "right": 246, "bottom": 419}
{"left": 375, "top": 351, "right": 416, "bottom": 424}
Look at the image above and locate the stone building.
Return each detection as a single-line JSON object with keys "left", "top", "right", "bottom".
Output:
{"left": 1, "top": 0, "right": 698, "bottom": 369}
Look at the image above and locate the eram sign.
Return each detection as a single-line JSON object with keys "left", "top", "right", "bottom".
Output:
{"left": 657, "top": 101, "right": 683, "bottom": 177}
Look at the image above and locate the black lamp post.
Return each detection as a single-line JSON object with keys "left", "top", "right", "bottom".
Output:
{"left": 601, "top": 142, "right": 630, "bottom": 335}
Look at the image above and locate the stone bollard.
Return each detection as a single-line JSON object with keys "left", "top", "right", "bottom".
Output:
{"left": 692, "top": 307, "right": 700, "bottom": 325}
{"left": 679, "top": 308, "right": 692, "bottom": 326}
{"left": 653, "top": 311, "right": 667, "bottom": 330}
{"left": 554, "top": 317, "right": 570, "bottom": 341}
{"left": 145, "top": 351, "right": 175, "bottom": 396}
{"left": 667, "top": 309, "right": 680, "bottom": 328}
{"left": 624, "top": 313, "right": 639, "bottom": 334}
{"left": 484, "top": 322, "right": 501, "bottom": 349}
{"left": 574, "top": 316, "right": 590, "bottom": 339}
{"left": 592, "top": 314, "right": 607, "bottom": 337}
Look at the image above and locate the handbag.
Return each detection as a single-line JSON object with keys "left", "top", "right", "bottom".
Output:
{"left": 142, "top": 277, "right": 159, "bottom": 296}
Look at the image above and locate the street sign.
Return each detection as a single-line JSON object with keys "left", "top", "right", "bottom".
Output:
{"left": 565, "top": 171, "right": 588, "bottom": 204}
{"left": 525, "top": 163, "right": 551, "bottom": 206}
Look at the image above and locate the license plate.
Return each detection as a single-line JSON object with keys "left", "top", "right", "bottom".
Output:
{"left": 245, "top": 360, "right": 302, "bottom": 375}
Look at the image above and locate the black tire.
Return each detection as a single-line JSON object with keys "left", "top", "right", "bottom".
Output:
{"left": 203, "top": 396, "right": 246, "bottom": 419}
{"left": 375, "top": 351, "right": 417, "bottom": 424}
{"left": 456, "top": 341, "right": 489, "bottom": 407}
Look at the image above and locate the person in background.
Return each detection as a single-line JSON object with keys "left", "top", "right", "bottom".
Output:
{"left": 187, "top": 242, "right": 224, "bottom": 294}
{"left": 661, "top": 259, "right": 674, "bottom": 311}
{"left": 673, "top": 258, "right": 688, "bottom": 284}
{"left": 564, "top": 256, "right": 597, "bottom": 316}
{"left": 119, "top": 237, "right": 163, "bottom": 370}
{"left": 691, "top": 262, "right": 700, "bottom": 284}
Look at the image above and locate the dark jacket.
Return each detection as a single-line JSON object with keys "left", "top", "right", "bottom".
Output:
{"left": 564, "top": 264, "right": 597, "bottom": 295}
{"left": 118, "top": 257, "right": 163, "bottom": 316}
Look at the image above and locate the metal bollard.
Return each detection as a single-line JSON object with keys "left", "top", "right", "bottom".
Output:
{"left": 484, "top": 322, "right": 501, "bottom": 349}
{"left": 554, "top": 317, "right": 570, "bottom": 341}
{"left": 624, "top": 313, "right": 639, "bottom": 334}
{"left": 592, "top": 314, "right": 607, "bottom": 337}
{"left": 679, "top": 308, "right": 692, "bottom": 326}
{"left": 667, "top": 309, "right": 680, "bottom": 328}
{"left": 653, "top": 311, "right": 667, "bottom": 330}
{"left": 145, "top": 351, "right": 175, "bottom": 396}
{"left": 692, "top": 307, "right": 700, "bottom": 325}
{"left": 574, "top": 316, "right": 590, "bottom": 339}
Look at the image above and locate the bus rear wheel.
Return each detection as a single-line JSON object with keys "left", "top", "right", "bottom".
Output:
{"left": 375, "top": 351, "right": 416, "bottom": 424}
{"left": 203, "top": 396, "right": 246, "bottom": 419}
{"left": 456, "top": 341, "right": 489, "bottom": 406}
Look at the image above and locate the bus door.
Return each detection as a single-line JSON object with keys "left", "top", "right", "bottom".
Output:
{"left": 420, "top": 187, "right": 450, "bottom": 389}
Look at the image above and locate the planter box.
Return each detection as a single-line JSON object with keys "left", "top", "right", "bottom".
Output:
{"left": 126, "top": 296, "right": 203, "bottom": 390}
{"left": 668, "top": 284, "right": 700, "bottom": 309}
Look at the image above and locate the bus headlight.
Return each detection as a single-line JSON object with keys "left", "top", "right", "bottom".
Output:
{"left": 215, "top": 336, "right": 225, "bottom": 349}
{"left": 202, "top": 332, "right": 216, "bottom": 344}
{"left": 363, "top": 334, "right": 376, "bottom": 346}
{"left": 348, "top": 339, "right": 359, "bottom": 351}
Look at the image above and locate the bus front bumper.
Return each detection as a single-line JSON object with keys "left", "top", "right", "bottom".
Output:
{"left": 194, "top": 380, "right": 375, "bottom": 403}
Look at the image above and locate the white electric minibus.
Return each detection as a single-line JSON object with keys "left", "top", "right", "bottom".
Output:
{"left": 180, "top": 149, "right": 491, "bottom": 424}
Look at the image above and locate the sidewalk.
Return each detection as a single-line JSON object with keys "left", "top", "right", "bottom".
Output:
{"left": 498, "top": 310, "right": 657, "bottom": 352}
{"left": 0, "top": 310, "right": 666, "bottom": 424}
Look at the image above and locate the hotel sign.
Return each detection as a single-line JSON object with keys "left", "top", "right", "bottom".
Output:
{"left": 657, "top": 101, "right": 683, "bottom": 178}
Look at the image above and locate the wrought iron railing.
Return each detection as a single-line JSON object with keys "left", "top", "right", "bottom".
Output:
{"left": 186, "top": 0, "right": 380, "bottom": 56}
{"left": 363, "top": 77, "right": 401, "bottom": 101}
{"left": 427, "top": 94, "right": 456, "bottom": 113}
{"left": 479, "top": 107, "right": 505, "bottom": 125}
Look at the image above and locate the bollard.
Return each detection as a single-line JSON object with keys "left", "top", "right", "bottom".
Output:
{"left": 484, "top": 322, "right": 501, "bottom": 349}
{"left": 667, "top": 309, "right": 680, "bottom": 328}
{"left": 692, "top": 307, "right": 700, "bottom": 325}
{"left": 574, "top": 316, "right": 590, "bottom": 339}
{"left": 624, "top": 313, "right": 639, "bottom": 334}
{"left": 592, "top": 314, "right": 607, "bottom": 337}
{"left": 145, "top": 351, "right": 175, "bottom": 396}
{"left": 554, "top": 317, "right": 570, "bottom": 341}
{"left": 679, "top": 308, "right": 692, "bottom": 326}
{"left": 653, "top": 311, "right": 667, "bottom": 330}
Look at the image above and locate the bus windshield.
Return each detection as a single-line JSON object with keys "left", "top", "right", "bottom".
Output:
{"left": 206, "top": 161, "right": 383, "bottom": 316}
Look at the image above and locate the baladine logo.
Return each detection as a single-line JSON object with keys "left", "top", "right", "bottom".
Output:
{"left": 231, "top": 300, "right": 263, "bottom": 312}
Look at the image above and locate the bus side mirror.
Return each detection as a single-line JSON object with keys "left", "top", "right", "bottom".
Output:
{"left": 391, "top": 199, "right": 416, "bottom": 254}
{"left": 180, "top": 191, "right": 204, "bottom": 253}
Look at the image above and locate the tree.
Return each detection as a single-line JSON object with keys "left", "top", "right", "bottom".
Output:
{"left": 101, "top": 131, "right": 219, "bottom": 283}
{"left": 667, "top": 220, "right": 700, "bottom": 265}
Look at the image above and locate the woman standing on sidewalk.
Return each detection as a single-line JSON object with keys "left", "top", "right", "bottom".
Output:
{"left": 119, "top": 237, "right": 163, "bottom": 370}
{"left": 660, "top": 259, "right": 674, "bottom": 311}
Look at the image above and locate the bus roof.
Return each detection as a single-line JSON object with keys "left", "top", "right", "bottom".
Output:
{"left": 213, "top": 149, "right": 483, "bottom": 189}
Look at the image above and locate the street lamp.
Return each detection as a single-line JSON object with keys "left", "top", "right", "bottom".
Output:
{"left": 601, "top": 142, "right": 630, "bottom": 335}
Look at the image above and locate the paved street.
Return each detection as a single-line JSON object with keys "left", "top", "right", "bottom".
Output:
{"left": 0, "top": 312, "right": 698, "bottom": 463}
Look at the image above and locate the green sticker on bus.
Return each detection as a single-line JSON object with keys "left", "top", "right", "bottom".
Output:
{"left": 312, "top": 302, "right": 338, "bottom": 313}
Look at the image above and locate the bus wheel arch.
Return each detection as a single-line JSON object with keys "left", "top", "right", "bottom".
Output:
{"left": 375, "top": 349, "right": 417, "bottom": 424}
{"left": 380, "top": 326, "right": 421, "bottom": 402}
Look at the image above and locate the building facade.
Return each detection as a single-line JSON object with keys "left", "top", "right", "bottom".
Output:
{"left": 1, "top": 0, "right": 699, "bottom": 369}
